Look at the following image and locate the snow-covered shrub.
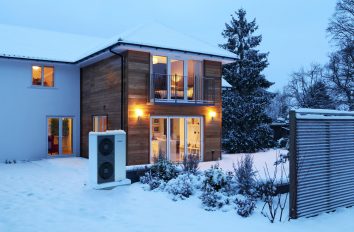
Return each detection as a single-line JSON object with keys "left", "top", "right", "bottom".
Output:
{"left": 256, "top": 180, "right": 277, "bottom": 200}
{"left": 235, "top": 195, "right": 256, "bottom": 217}
{"left": 277, "top": 137, "right": 288, "bottom": 148}
{"left": 234, "top": 155, "right": 257, "bottom": 197}
{"left": 165, "top": 174, "right": 198, "bottom": 200}
{"left": 200, "top": 165, "right": 235, "bottom": 210}
{"left": 150, "top": 154, "right": 179, "bottom": 182}
{"left": 139, "top": 171, "right": 164, "bottom": 190}
{"left": 182, "top": 154, "right": 200, "bottom": 174}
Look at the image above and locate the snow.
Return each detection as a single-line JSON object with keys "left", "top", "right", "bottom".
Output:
{"left": 1, "top": 153, "right": 354, "bottom": 232}
{"left": 0, "top": 22, "right": 236, "bottom": 63}
{"left": 200, "top": 149, "right": 289, "bottom": 181}
{"left": 222, "top": 78, "right": 232, "bottom": 88}
{"left": 0, "top": 23, "right": 106, "bottom": 62}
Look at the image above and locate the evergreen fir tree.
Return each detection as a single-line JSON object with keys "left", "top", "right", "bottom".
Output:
{"left": 220, "top": 9, "right": 274, "bottom": 153}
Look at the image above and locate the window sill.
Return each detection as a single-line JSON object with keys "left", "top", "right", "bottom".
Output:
{"left": 148, "top": 99, "right": 215, "bottom": 106}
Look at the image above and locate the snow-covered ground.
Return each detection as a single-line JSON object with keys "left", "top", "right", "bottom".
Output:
{"left": 200, "top": 149, "right": 289, "bottom": 180}
{"left": 1, "top": 153, "right": 354, "bottom": 232}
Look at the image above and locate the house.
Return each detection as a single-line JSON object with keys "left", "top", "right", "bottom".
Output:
{"left": 0, "top": 23, "right": 236, "bottom": 165}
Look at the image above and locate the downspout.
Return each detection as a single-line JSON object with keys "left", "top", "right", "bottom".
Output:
{"left": 109, "top": 49, "right": 125, "bottom": 130}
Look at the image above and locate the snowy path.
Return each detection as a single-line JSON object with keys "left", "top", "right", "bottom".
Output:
{"left": 0, "top": 157, "right": 353, "bottom": 232}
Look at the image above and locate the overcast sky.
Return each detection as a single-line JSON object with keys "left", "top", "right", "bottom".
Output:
{"left": 0, "top": 0, "right": 337, "bottom": 91}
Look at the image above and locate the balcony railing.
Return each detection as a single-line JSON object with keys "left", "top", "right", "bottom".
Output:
{"left": 149, "top": 74, "right": 215, "bottom": 105}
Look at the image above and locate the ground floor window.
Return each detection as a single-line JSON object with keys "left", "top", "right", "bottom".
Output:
{"left": 92, "top": 115, "right": 108, "bottom": 132}
{"left": 47, "top": 117, "right": 73, "bottom": 155}
{"left": 150, "top": 116, "right": 202, "bottom": 163}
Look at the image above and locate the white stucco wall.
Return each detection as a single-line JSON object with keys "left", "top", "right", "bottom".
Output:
{"left": 0, "top": 58, "right": 80, "bottom": 161}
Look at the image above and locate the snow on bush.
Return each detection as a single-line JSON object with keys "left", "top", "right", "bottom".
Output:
{"left": 200, "top": 164, "right": 235, "bottom": 211}
{"left": 165, "top": 174, "right": 201, "bottom": 201}
{"left": 150, "top": 154, "right": 179, "bottom": 182}
{"left": 235, "top": 195, "right": 256, "bottom": 217}
{"left": 140, "top": 155, "right": 179, "bottom": 191}
{"left": 234, "top": 154, "right": 257, "bottom": 197}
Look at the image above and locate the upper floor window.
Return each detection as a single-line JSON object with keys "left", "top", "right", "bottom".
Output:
{"left": 151, "top": 56, "right": 214, "bottom": 104}
{"left": 32, "top": 65, "right": 54, "bottom": 87}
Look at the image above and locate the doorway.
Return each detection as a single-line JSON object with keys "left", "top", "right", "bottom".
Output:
{"left": 47, "top": 117, "right": 73, "bottom": 156}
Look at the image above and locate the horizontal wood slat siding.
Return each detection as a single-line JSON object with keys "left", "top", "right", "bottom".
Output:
{"left": 204, "top": 60, "right": 222, "bottom": 78}
{"left": 125, "top": 50, "right": 222, "bottom": 165}
{"left": 80, "top": 55, "right": 122, "bottom": 158}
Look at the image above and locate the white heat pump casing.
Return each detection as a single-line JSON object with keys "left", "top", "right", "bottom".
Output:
{"left": 89, "top": 130, "right": 131, "bottom": 189}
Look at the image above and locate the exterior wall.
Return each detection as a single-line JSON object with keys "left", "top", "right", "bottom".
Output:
{"left": 0, "top": 58, "right": 80, "bottom": 161}
{"left": 124, "top": 50, "right": 222, "bottom": 165}
{"left": 80, "top": 55, "right": 122, "bottom": 157}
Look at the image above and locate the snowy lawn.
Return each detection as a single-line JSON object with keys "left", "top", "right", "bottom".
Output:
{"left": 1, "top": 155, "right": 354, "bottom": 232}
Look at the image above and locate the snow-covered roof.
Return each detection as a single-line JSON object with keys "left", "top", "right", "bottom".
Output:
{"left": 0, "top": 23, "right": 236, "bottom": 63}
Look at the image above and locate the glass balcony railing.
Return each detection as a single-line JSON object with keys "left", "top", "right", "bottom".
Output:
{"left": 149, "top": 74, "right": 215, "bottom": 105}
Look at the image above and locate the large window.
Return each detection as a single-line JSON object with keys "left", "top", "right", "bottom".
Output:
{"left": 151, "top": 56, "right": 205, "bottom": 103}
{"left": 150, "top": 116, "right": 202, "bottom": 163}
{"left": 32, "top": 65, "right": 54, "bottom": 87}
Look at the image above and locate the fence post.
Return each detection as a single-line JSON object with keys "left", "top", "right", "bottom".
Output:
{"left": 289, "top": 110, "right": 298, "bottom": 219}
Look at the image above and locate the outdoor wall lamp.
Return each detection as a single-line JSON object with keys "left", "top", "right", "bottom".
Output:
{"left": 209, "top": 111, "right": 216, "bottom": 121}
{"left": 136, "top": 108, "right": 143, "bottom": 120}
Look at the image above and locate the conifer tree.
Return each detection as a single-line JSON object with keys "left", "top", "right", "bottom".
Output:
{"left": 220, "top": 9, "right": 274, "bottom": 153}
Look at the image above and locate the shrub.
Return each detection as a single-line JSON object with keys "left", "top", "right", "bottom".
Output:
{"left": 139, "top": 171, "right": 164, "bottom": 190}
{"left": 150, "top": 154, "right": 179, "bottom": 182}
{"left": 182, "top": 154, "right": 200, "bottom": 174}
{"left": 235, "top": 195, "right": 256, "bottom": 217}
{"left": 200, "top": 165, "right": 235, "bottom": 210}
{"left": 165, "top": 174, "right": 198, "bottom": 200}
{"left": 234, "top": 155, "right": 257, "bottom": 197}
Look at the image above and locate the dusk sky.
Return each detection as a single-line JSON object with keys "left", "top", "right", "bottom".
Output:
{"left": 0, "top": 0, "right": 337, "bottom": 91}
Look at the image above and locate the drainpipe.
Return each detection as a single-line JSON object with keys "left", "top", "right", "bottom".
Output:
{"left": 109, "top": 49, "right": 125, "bottom": 130}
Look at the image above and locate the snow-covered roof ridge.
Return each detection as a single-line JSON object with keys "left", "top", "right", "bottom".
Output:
{"left": 0, "top": 22, "right": 236, "bottom": 63}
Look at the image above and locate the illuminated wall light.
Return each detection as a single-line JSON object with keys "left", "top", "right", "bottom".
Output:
{"left": 135, "top": 108, "right": 143, "bottom": 120}
{"left": 209, "top": 111, "right": 216, "bottom": 121}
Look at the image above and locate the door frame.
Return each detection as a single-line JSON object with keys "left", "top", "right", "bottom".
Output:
{"left": 46, "top": 115, "right": 76, "bottom": 158}
{"left": 150, "top": 116, "right": 204, "bottom": 163}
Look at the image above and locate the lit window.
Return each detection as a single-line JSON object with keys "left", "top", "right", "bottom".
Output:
{"left": 32, "top": 65, "right": 54, "bottom": 87}
{"left": 93, "top": 116, "right": 108, "bottom": 132}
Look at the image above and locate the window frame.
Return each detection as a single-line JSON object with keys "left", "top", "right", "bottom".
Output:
{"left": 150, "top": 55, "right": 203, "bottom": 103}
{"left": 31, "top": 65, "right": 55, "bottom": 88}
{"left": 92, "top": 115, "right": 108, "bottom": 132}
{"left": 150, "top": 116, "right": 204, "bottom": 163}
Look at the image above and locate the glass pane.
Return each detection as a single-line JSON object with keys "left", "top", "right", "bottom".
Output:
{"left": 187, "top": 118, "right": 201, "bottom": 159}
{"left": 152, "top": 56, "right": 168, "bottom": 100}
{"left": 62, "top": 118, "right": 73, "bottom": 155}
{"left": 43, "top": 67, "right": 54, "bottom": 87}
{"left": 93, "top": 116, "right": 107, "bottom": 132}
{"left": 151, "top": 118, "right": 167, "bottom": 162}
{"left": 171, "top": 59, "right": 184, "bottom": 99}
{"left": 170, "top": 118, "right": 185, "bottom": 162}
{"left": 48, "top": 118, "right": 59, "bottom": 155}
{"left": 32, "top": 66, "right": 42, "bottom": 86}
{"left": 187, "top": 60, "right": 202, "bottom": 100}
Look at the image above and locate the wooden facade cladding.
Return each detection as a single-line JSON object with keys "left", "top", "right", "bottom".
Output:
{"left": 80, "top": 55, "right": 122, "bottom": 157}
{"left": 80, "top": 50, "right": 222, "bottom": 165}
{"left": 124, "top": 50, "right": 222, "bottom": 165}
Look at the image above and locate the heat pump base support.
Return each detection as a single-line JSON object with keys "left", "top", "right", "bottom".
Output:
{"left": 91, "top": 178, "right": 131, "bottom": 190}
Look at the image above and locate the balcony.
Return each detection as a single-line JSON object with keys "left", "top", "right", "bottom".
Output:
{"left": 149, "top": 74, "right": 216, "bottom": 105}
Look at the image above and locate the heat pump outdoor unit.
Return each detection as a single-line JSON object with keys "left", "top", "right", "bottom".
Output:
{"left": 89, "top": 130, "right": 131, "bottom": 189}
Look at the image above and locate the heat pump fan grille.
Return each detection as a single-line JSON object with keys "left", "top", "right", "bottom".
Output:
{"left": 99, "top": 138, "right": 114, "bottom": 156}
{"left": 99, "top": 162, "right": 114, "bottom": 180}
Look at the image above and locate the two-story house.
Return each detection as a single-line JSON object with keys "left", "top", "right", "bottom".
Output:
{"left": 0, "top": 23, "right": 235, "bottom": 165}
